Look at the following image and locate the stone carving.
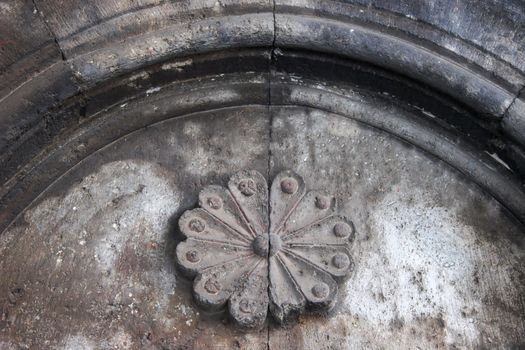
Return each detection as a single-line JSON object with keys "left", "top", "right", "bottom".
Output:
{"left": 175, "top": 170, "right": 355, "bottom": 328}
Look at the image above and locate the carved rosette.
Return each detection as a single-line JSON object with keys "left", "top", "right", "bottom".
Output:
{"left": 175, "top": 170, "right": 355, "bottom": 328}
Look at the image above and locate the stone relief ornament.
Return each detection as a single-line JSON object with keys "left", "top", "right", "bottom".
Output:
{"left": 175, "top": 170, "right": 355, "bottom": 328}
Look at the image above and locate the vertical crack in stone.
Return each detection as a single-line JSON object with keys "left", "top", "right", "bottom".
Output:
{"left": 31, "top": 0, "right": 67, "bottom": 61}
{"left": 268, "top": 1, "right": 277, "bottom": 346}
{"left": 501, "top": 84, "right": 525, "bottom": 119}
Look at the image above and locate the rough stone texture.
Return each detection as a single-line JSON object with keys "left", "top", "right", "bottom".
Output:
{"left": 274, "top": 3, "right": 521, "bottom": 118}
{"left": 502, "top": 93, "right": 525, "bottom": 146}
{"left": 345, "top": 0, "right": 525, "bottom": 73}
{"left": 2, "top": 0, "right": 525, "bottom": 207}
{"left": 0, "top": 0, "right": 59, "bottom": 93}
{"left": 0, "top": 0, "right": 78, "bottom": 156}
{"left": 67, "top": 11, "right": 274, "bottom": 86}
{"left": 275, "top": 0, "right": 525, "bottom": 83}
{"left": 1, "top": 1, "right": 525, "bottom": 348}
{"left": 268, "top": 107, "right": 525, "bottom": 349}
{"left": 0, "top": 71, "right": 269, "bottom": 233}
{"left": 33, "top": 0, "right": 274, "bottom": 85}
{"left": 0, "top": 61, "right": 78, "bottom": 157}
{"left": 270, "top": 73, "right": 525, "bottom": 225}
{"left": 0, "top": 106, "right": 523, "bottom": 348}
{"left": 34, "top": 0, "right": 273, "bottom": 57}
{"left": 0, "top": 107, "right": 270, "bottom": 349}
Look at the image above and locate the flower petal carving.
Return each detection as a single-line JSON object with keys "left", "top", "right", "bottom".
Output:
{"left": 175, "top": 169, "right": 356, "bottom": 328}
{"left": 193, "top": 255, "right": 262, "bottom": 311}
{"left": 276, "top": 252, "right": 338, "bottom": 307}
{"left": 279, "top": 190, "right": 336, "bottom": 235}
{"left": 269, "top": 170, "right": 306, "bottom": 234}
{"left": 197, "top": 186, "right": 255, "bottom": 241}
{"left": 268, "top": 254, "right": 306, "bottom": 323}
{"left": 229, "top": 259, "right": 269, "bottom": 328}
{"left": 227, "top": 169, "right": 269, "bottom": 237}
{"left": 175, "top": 238, "right": 252, "bottom": 277}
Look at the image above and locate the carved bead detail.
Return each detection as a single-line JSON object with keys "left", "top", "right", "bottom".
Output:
{"left": 238, "top": 178, "right": 257, "bottom": 196}
{"left": 332, "top": 253, "right": 350, "bottom": 269}
{"left": 207, "top": 196, "right": 222, "bottom": 209}
{"left": 280, "top": 177, "right": 298, "bottom": 194}
{"left": 333, "top": 221, "right": 354, "bottom": 239}
{"left": 239, "top": 299, "right": 253, "bottom": 313}
{"left": 204, "top": 278, "right": 221, "bottom": 294}
{"left": 175, "top": 170, "right": 356, "bottom": 329}
{"left": 315, "top": 195, "right": 331, "bottom": 210}
{"left": 185, "top": 250, "right": 200, "bottom": 263}
{"left": 311, "top": 283, "right": 329, "bottom": 299}
{"left": 188, "top": 218, "right": 205, "bottom": 232}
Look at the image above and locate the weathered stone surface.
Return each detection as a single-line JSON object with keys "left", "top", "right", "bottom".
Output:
{"left": 0, "top": 1, "right": 524, "bottom": 348}
{"left": 0, "top": 1, "right": 78, "bottom": 157}
{"left": 268, "top": 107, "right": 525, "bottom": 349}
{"left": 345, "top": 0, "right": 525, "bottom": 73}
{"left": 275, "top": 0, "right": 525, "bottom": 81}
{"left": 1, "top": 0, "right": 524, "bottom": 213}
{"left": 270, "top": 74, "right": 525, "bottom": 225}
{"left": 0, "top": 71, "right": 269, "bottom": 234}
{"left": 0, "top": 107, "right": 270, "bottom": 349}
{"left": 502, "top": 93, "right": 525, "bottom": 147}
{"left": 0, "top": 106, "right": 523, "bottom": 348}
{"left": 0, "top": 0, "right": 60, "bottom": 94}
{"left": 274, "top": 6, "right": 520, "bottom": 118}
{"left": 0, "top": 61, "right": 78, "bottom": 157}
{"left": 33, "top": 0, "right": 274, "bottom": 85}
{"left": 34, "top": 0, "right": 273, "bottom": 57}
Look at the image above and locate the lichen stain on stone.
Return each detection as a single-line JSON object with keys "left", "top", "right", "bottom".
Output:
{"left": 268, "top": 108, "right": 525, "bottom": 349}
{"left": 0, "top": 160, "right": 206, "bottom": 348}
{"left": 340, "top": 183, "right": 525, "bottom": 348}
{"left": 57, "top": 335, "right": 96, "bottom": 350}
{"left": 177, "top": 114, "right": 267, "bottom": 177}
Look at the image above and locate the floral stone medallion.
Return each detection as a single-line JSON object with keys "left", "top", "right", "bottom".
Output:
{"left": 175, "top": 170, "right": 356, "bottom": 328}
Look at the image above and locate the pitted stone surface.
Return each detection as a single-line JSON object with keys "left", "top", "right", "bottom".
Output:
{"left": 0, "top": 106, "right": 524, "bottom": 349}
{"left": 176, "top": 169, "right": 355, "bottom": 328}
{"left": 268, "top": 107, "right": 525, "bottom": 349}
{"left": 0, "top": 107, "right": 271, "bottom": 349}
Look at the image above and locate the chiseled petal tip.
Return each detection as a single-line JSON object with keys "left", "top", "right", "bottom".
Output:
{"left": 267, "top": 254, "right": 306, "bottom": 324}
{"left": 269, "top": 170, "right": 306, "bottom": 234}
{"left": 175, "top": 240, "right": 200, "bottom": 277}
{"left": 193, "top": 271, "right": 231, "bottom": 312}
{"left": 268, "top": 297, "right": 304, "bottom": 325}
{"left": 175, "top": 238, "right": 253, "bottom": 278}
{"left": 305, "top": 280, "right": 338, "bottom": 311}
{"left": 192, "top": 255, "right": 260, "bottom": 312}
{"left": 228, "top": 169, "right": 268, "bottom": 200}
{"left": 229, "top": 260, "right": 269, "bottom": 329}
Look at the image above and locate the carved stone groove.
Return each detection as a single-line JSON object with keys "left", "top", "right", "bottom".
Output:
{"left": 175, "top": 170, "right": 356, "bottom": 328}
